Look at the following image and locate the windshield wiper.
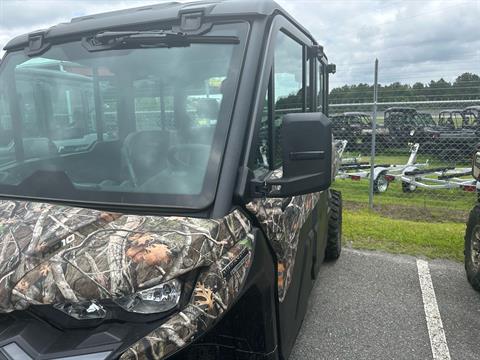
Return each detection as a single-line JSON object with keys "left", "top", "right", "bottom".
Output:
{"left": 82, "top": 30, "right": 239, "bottom": 52}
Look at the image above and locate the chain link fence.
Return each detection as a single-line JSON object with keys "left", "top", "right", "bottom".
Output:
{"left": 331, "top": 100, "right": 479, "bottom": 222}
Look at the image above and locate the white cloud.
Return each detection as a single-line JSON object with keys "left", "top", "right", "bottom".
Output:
{"left": 0, "top": 0, "right": 478, "bottom": 87}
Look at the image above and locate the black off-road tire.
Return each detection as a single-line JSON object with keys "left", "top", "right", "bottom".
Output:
{"left": 325, "top": 189, "right": 342, "bottom": 261}
{"left": 465, "top": 205, "right": 480, "bottom": 291}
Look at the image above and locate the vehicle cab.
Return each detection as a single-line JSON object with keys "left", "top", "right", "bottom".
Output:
{"left": 0, "top": 1, "right": 339, "bottom": 359}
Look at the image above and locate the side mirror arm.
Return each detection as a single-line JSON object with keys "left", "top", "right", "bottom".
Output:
{"left": 251, "top": 171, "right": 329, "bottom": 198}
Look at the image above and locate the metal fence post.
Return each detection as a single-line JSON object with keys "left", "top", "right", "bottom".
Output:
{"left": 369, "top": 59, "right": 379, "bottom": 210}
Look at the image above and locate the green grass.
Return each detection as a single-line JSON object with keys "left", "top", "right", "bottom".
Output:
{"left": 334, "top": 151, "right": 475, "bottom": 261}
{"left": 334, "top": 179, "right": 475, "bottom": 211}
{"left": 343, "top": 209, "right": 466, "bottom": 262}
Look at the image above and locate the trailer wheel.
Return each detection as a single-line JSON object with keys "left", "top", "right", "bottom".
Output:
{"left": 402, "top": 181, "right": 417, "bottom": 193}
{"left": 325, "top": 189, "right": 342, "bottom": 261}
{"left": 465, "top": 205, "right": 480, "bottom": 291}
{"left": 373, "top": 171, "right": 389, "bottom": 193}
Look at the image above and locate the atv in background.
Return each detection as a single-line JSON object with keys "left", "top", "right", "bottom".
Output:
{"left": 383, "top": 107, "right": 422, "bottom": 145}
{"left": 384, "top": 107, "right": 441, "bottom": 147}
{"left": 438, "top": 109, "right": 465, "bottom": 129}
{"left": 425, "top": 107, "right": 479, "bottom": 163}
{"left": 462, "top": 106, "right": 480, "bottom": 130}
{"left": 330, "top": 112, "right": 390, "bottom": 152}
{"left": 416, "top": 112, "right": 437, "bottom": 128}
{"left": 464, "top": 144, "right": 480, "bottom": 291}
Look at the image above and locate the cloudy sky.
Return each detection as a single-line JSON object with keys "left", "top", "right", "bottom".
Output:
{"left": 0, "top": 0, "right": 478, "bottom": 88}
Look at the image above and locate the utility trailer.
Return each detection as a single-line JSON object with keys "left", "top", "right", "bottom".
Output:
{"left": 399, "top": 167, "right": 476, "bottom": 193}
{"left": 338, "top": 139, "right": 476, "bottom": 194}
{"left": 336, "top": 143, "right": 428, "bottom": 193}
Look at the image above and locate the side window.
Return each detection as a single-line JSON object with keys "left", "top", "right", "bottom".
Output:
{"left": 273, "top": 31, "right": 304, "bottom": 168}
{"left": 306, "top": 55, "right": 312, "bottom": 111}
{"left": 0, "top": 89, "right": 13, "bottom": 147}
{"left": 317, "top": 62, "right": 325, "bottom": 113}
{"left": 253, "top": 88, "right": 271, "bottom": 176}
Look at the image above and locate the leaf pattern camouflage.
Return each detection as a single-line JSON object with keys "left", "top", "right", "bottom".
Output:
{"left": 246, "top": 168, "right": 320, "bottom": 302}
{"left": 0, "top": 199, "right": 255, "bottom": 359}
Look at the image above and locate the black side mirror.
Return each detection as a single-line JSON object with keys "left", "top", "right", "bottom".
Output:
{"left": 252, "top": 112, "right": 332, "bottom": 198}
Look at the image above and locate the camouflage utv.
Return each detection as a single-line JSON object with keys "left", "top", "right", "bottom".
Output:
{"left": 0, "top": 1, "right": 341, "bottom": 359}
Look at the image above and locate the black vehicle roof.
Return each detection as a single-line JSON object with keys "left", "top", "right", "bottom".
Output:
{"left": 343, "top": 112, "right": 370, "bottom": 116}
{"left": 4, "top": 0, "right": 318, "bottom": 51}
{"left": 385, "top": 107, "right": 417, "bottom": 112}
{"left": 440, "top": 109, "right": 463, "bottom": 113}
{"left": 464, "top": 106, "right": 480, "bottom": 111}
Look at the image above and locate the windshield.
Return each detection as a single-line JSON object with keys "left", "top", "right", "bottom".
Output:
{"left": 385, "top": 111, "right": 417, "bottom": 126}
{"left": 0, "top": 23, "right": 248, "bottom": 209}
{"left": 414, "top": 114, "right": 433, "bottom": 127}
{"left": 463, "top": 109, "right": 479, "bottom": 128}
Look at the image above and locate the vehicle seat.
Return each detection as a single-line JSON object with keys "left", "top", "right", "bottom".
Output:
{"left": 23, "top": 137, "right": 58, "bottom": 159}
{"left": 121, "top": 130, "right": 171, "bottom": 186}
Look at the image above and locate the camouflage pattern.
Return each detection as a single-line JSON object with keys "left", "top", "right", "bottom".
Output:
{"left": 0, "top": 199, "right": 255, "bottom": 359}
{"left": 246, "top": 169, "right": 320, "bottom": 301}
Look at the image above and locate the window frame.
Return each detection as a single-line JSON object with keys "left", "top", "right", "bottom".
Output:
{"left": 316, "top": 57, "right": 329, "bottom": 116}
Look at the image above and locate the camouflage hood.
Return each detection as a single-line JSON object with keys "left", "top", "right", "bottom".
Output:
{"left": 0, "top": 199, "right": 254, "bottom": 313}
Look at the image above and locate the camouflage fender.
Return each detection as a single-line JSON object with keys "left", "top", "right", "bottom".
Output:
{"left": 246, "top": 169, "right": 320, "bottom": 301}
{"left": 0, "top": 200, "right": 255, "bottom": 359}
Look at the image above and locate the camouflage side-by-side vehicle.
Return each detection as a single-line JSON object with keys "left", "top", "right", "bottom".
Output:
{"left": 0, "top": 1, "right": 341, "bottom": 359}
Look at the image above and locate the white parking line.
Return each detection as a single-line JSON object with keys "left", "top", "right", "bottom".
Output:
{"left": 417, "top": 259, "right": 451, "bottom": 360}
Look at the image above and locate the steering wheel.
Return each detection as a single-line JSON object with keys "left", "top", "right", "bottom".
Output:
{"left": 167, "top": 144, "right": 211, "bottom": 172}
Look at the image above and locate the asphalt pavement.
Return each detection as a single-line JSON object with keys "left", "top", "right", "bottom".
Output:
{"left": 290, "top": 248, "right": 480, "bottom": 360}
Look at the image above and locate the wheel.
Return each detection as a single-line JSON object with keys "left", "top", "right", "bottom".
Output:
{"left": 402, "top": 181, "right": 417, "bottom": 193}
{"left": 325, "top": 189, "right": 342, "bottom": 261}
{"left": 373, "top": 171, "right": 389, "bottom": 193}
{"left": 465, "top": 205, "right": 480, "bottom": 291}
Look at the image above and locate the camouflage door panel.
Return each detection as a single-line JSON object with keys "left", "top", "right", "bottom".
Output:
{"left": 246, "top": 169, "right": 320, "bottom": 301}
{"left": 0, "top": 200, "right": 255, "bottom": 360}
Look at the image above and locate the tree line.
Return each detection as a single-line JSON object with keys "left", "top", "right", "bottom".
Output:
{"left": 330, "top": 72, "right": 480, "bottom": 104}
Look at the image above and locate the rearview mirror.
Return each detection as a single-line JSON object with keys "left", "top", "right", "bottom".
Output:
{"left": 252, "top": 112, "right": 332, "bottom": 197}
